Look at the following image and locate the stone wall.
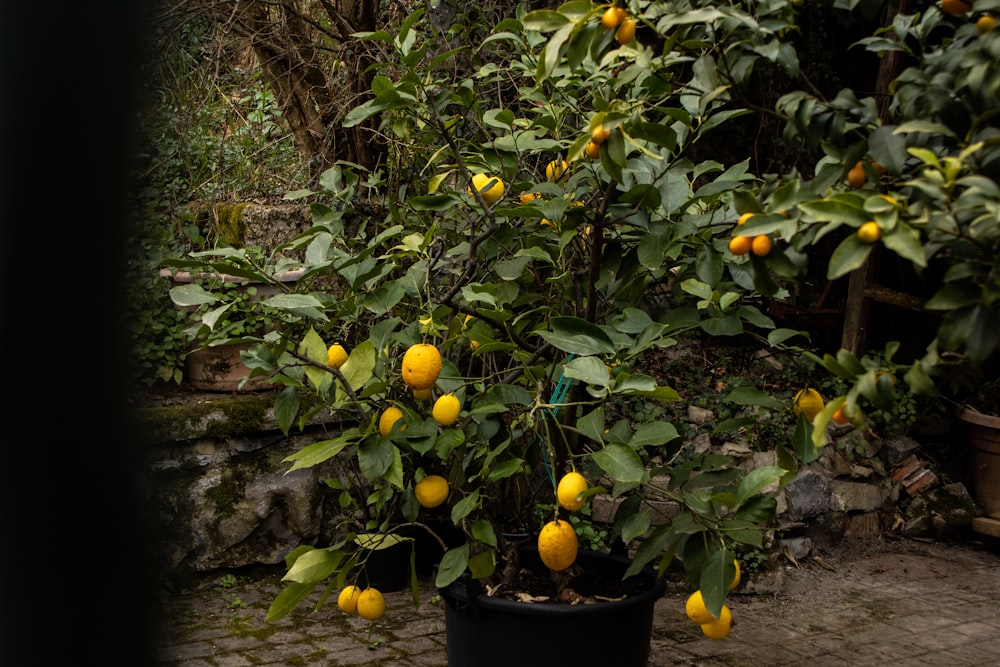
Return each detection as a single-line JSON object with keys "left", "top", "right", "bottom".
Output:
{"left": 137, "top": 389, "right": 351, "bottom": 585}
{"left": 138, "top": 386, "right": 981, "bottom": 587}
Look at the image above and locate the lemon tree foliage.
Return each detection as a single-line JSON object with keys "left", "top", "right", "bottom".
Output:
{"left": 173, "top": 0, "right": 1000, "bottom": 626}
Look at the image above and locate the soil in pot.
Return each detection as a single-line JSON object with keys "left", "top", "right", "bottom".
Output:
{"left": 438, "top": 545, "right": 666, "bottom": 667}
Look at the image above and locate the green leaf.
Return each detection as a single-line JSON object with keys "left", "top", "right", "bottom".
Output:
{"left": 283, "top": 433, "right": 356, "bottom": 472}
{"left": 593, "top": 443, "right": 646, "bottom": 485}
{"left": 266, "top": 581, "right": 317, "bottom": 622}
{"left": 735, "top": 466, "right": 785, "bottom": 507}
{"left": 564, "top": 356, "right": 611, "bottom": 388}
{"left": 434, "top": 545, "right": 470, "bottom": 589}
{"left": 723, "top": 386, "right": 784, "bottom": 409}
{"left": 793, "top": 416, "right": 823, "bottom": 463}
{"left": 358, "top": 437, "right": 396, "bottom": 480}
{"left": 536, "top": 316, "right": 616, "bottom": 355}
{"left": 628, "top": 421, "right": 680, "bottom": 448}
{"left": 168, "top": 283, "right": 219, "bottom": 307}
{"left": 283, "top": 547, "right": 345, "bottom": 585}
{"left": 882, "top": 224, "right": 927, "bottom": 268}
{"left": 827, "top": 234, "right": 875, "bottom": 280}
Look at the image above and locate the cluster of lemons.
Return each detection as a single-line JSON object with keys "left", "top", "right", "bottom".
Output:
{"left": 684, "top": 563, "right": 739, "bottom": 640}
{"left": 336, "top": 584, "right": 386, "bottom": 621}
{"left": 329, "top": 340, "right": 458, "bottom": 506}
{"left": 727, "top": 212, "right": 772, "bottom": 257}
{"left": 600, "top": 4, "right": 636, "bottom": 45}
{"left": 536, "top": 471, "right": 590, "bottom": 571}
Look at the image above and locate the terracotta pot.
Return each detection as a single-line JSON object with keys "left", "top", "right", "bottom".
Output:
{"left": 957, "top": 407, "right": 1000, "bottom": 519}
{"left": 185, "top": 342, "right": 268, "bottom": 392}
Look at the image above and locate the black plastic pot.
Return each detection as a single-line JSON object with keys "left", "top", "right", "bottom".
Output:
{"left": 438, "top": 546, "right": 666, "bottom": 667}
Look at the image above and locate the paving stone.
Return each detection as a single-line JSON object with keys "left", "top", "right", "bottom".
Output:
{"left": 150, "top": 536, "right": 1000, "bottom": 667}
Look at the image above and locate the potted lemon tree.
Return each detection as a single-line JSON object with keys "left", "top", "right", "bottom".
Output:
{"left": 230, "top": 5, "right": 808, "bottom": 664}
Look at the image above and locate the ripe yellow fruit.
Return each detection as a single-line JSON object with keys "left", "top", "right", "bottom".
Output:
{"left": 327, "top": 343, "right": 349, "bottom": 369}
{"left": 600, "top": 6, "right": 623, "bottom": 30}
{"left": 730, "top": 559, "right": 741, "bottom": 590}
{"left": 470, "top": 339, "right": 481, "bottom": 352}
{"left": 751, "top": 235, "right": 772, "bottom": 257}
{"left": 616, "top": 18, "right": 637, "bottom": 45}
{"left": 537, "top": 519, "right": 578, "bottom": 571}
{"left": 858, "top": 221, "right": 881, "bottom": 243}
{"left": 378, "top": 406, "right": 405, "bottom": 436}
{"left": 415, "top": 474, "right": 450, "bottom": 508}
{"left": 356, "top": 588, "right": 386, "bottom": 621}
{"left": 401, "top": 343, "right": 442, "bottom": 390}
{"left": 337, "top": 585, "right": 361, "bottom": 614}
{"left": 591, "top": 125, "right": 611, "bottom": 144}
{"left": 413, "top": 387, "right": 432, "bottom": 402}
{"left": 685, "top": 590, "right": 715, "bottom": 625}
{"left": 940, "top": 0, "right": 971, "bottom": 15}
{"left": 847, "top": 161, "right": 866, "bottom": 189}
{"left": 556, "top": 471, "right": 589, "bottom": 511}
{"left": 737, "top": 212, "right": 755, "bottom": 226}
{"left": 978, "top": 15, "right": 996, "bottom": 33}
{"left": 519, "top": 191, "right": 539, "bottom": 204}
{"left": 585, "top": 141, "right": 601, "bottom": 159}
{"left": 546, "top": 159, "right": 570, "bottom": 183}
{"left": 432, "top": 393, "right": 462, "bottom": 426}
{"left": 468, "top": 173, "right": 505, "bottom": 203}
{"left": 728, "top": 235, "right": 753, "bottom": 256}
{"left": 700, "top": 604, "right": 732, "bottom": 640}
{"left": 793, "top": 388, "right": 825, "bottom": 423}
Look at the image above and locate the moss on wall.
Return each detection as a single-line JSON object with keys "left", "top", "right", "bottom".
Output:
{"left": 215, "top": 202, "right": 251, "bottom": 247}
{"left": 136, "top": 393, "right": 278, "bottom": 444}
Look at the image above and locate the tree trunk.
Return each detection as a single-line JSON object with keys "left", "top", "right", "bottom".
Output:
{"left": 203, "top": 0, "right": 385, "bottom": 175}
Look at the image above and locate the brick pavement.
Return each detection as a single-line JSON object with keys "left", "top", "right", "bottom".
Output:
{"left": 152, "top": 534, "right": 1000, "bottom": 666}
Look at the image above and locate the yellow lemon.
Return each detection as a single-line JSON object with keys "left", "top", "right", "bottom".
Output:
{"left": 327, "top": 343, "right": 349, "bottom": 369}
{"left": 728, "top": 235, "right": 753, "bottom": 256}
{"left": 468, "top": 173, "right": 504, "bottom": 203}
{"left": 591, "top": 125, "right": 611, "bottom": 144}
{"left": 356, "top": 588, "right": 385, "bottom": 621}
{"left": 858, "top": 221, "right": 881, "bottom": 243}
{"left": 413, "top": 387, "right": 432, "bottom": 402}
{"left": 793, "top": 388, "right": 825, "bottom": 423}
{"left": 685, "top": 590, "right": 715, "bottom": 624}
{"left": 519, "top": 191, "right": 539, "bottom": 204}
{"left": 600, "top": 6, "right": 623, "bottom": 30}
{"left": 401, "top": 343, "right": 442, "bottom": 391}
{"left": 556, "top": 471, "right": 589, "bottom": 511}
{"left": 700, "top": 604, "right": 732, "bottom": 640}
{"left": 977, "top": 15, "right": 996, "bottom": 33}
{"left": 585, "top": 140, "right": 601, "bottom": 159}
{"left": 730, "top": 560, "right": 741, "bottom": 590}
{"left": 546, "top": 159, "right": 569, "bottom": 183}
{"left": 337, "top": 585, "right": 361, "bottom": 614}
{"left": 940, "top": 0, "right": 971, "bottom": 15}
{"left": 537, "top": 519, "right": 578, "bottom": 571}
{"left": 847, "top": 161, "right": 866, "bottom": 189}
{"left": 432, "top": 393, "right": 462, "bottom": 426}
{"left": 751, "top": 235, "right": 772, "bottom": 257}
{"left": 616, "top": 18, "right": 636, "bottom": 45}
{"left": 415, "top": 474, "right": 450, "bottom": 508}
{"left": 378, "top": 406, "right": 405, "bottom": 436}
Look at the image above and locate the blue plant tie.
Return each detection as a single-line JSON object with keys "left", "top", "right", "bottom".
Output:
{"left": 548, "top": 354, "right": 576, "bottom": 416}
